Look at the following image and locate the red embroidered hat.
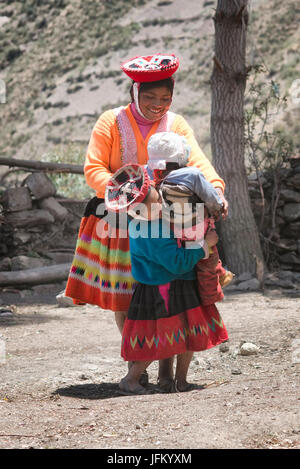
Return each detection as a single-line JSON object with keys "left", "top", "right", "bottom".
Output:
{"left": 121, "top": 54, "right": 179, "bottom": 83}
{"left": 105, "top": 164, "right": 151, "bottom": 211}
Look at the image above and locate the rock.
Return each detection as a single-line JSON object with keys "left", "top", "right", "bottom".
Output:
{"left": 24, "top": 172, "right": 56, "bottom": 200}
{"left": 275, "top": 239, "right": 297, "bottom": 253}
{"left": 0, "top": 308, "right": 14, "bottom": 318}
{"left": 0, "top": 257, "right": 11, "bottom": 271}
{"left": 289, "top": 154, "right": 300, "bottom": 169}
{"left": 58, "top": 199, "right": 86, "bottom": 217}
{"left": 219, "top": 342, "right": 230, "bottom": 353}
{"left": 279, "top": 252, "right": 300, "bottom": 265}
{"left": 264, "top": 277, "right": 295, "bottom": 289}
{"left": 1, "top": 187, "right": 32, "bottom": 212}
{"left": 0, "top": 16, "right": 10, "bottom": 28}
{"left": 240, "top": 342, "right": 259, "bottom": 356}
{"left": 280, "top": 189, "right": 300, "bottom": 203}
{"left": 46, "top": 252, "right": 74, "bottom": 264}
{"left": 236, "top": 278, "right": 260, "bottom": 291}
{"left": 231, "top": 368, "right": 242, "bottom": 375}
{"left": 283, "top": 264, "right": 300, "bottom": 273}
{"left": 38, "top": 197, "right": 68, "bottom": 221}
{"left": 278, "top": 270, "right": 294, "bottom": 281}
{"left": 14, "top": 231, "right": 32, "bottom": 245}
{"left": 248, "top": 172, "right": 268, "bottom": 185}
{"left": 283, "top": 289, "right": 300, "bottom": 298}
{"left": 283, "top": 203, "right": 300, "bottom": 222}
{"left": 274, "top": 215, "right": 285, "bottom": 227}
{"left": 281, "top": 221, "right": 300, "bottom": 239}
{"left": 293, "top": 272, "right": 300, "bottom": 282}
{"left": 5, "top": 209, "right": 55, "bottom": 227}
{"left": 278, "top": 168, "right": 293, "bottom": 180}
{"left": 237, "top": 272, "right": 253, "bottom": 283}
{"left": 56, "top": 290, "right": 77, "bottom": 307}
{"left": 11, "top": 255, "right": 50, "bottom": 271}
{"left": 32, "top": 283, "right": 62, "bottom": 296}
{"left": 286, "top": 173, "right": 300, "bottom": 189}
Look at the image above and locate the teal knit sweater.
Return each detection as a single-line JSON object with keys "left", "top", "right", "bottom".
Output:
{"left": 128, "top": 218, "right": 206, "bottom": 285}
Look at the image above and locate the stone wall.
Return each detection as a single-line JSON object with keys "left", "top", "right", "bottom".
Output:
{"left": 0, "top": 172, "right": 85, "bottom": 274}
{"left": 0, "top": 158, "right": 299, "bottom": 296}
{"left": 248, "top": 154, "right": 300, "bottom": 273}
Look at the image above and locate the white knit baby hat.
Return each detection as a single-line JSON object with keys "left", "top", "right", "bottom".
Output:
{"left": 147, "top": 132, "right": 190, "bottom": 170}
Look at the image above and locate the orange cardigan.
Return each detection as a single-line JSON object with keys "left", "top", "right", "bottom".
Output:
{"left": 84, "top": 104, "right": 225, "bottom": 198}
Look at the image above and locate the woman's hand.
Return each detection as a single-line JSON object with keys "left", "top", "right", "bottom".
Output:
{"left": 216, "top": 188, "right": 229, "bottom": 220}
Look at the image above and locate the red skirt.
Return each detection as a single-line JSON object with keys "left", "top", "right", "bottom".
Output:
{"left": 121, "top": 279, "right": 228, "bottom": 361}
{"left": 65, "top": 197, "right": 136, "bottom": 312}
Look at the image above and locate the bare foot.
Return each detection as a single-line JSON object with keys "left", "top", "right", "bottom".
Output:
{"left": 175, "top": 380, "right": 204, "bottom": 392}
{"left": 157, "top": 378, "right": 176, "bottom": 393}
{"left": 119, "top": 377, "right": 148, "bottom": 395}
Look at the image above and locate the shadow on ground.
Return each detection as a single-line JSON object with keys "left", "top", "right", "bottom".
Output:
{"left": 0, "top": 311, "right": 69, "bottom": 327}
{"left": 53, "top": 382, "right": 163, "bottom": 400}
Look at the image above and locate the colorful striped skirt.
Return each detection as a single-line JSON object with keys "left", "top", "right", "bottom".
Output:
{"left": 65, "top": 197, "right": 137, "bottom": 312}
{"left": 121, "top": 279, "right": 228, "bottom": 362}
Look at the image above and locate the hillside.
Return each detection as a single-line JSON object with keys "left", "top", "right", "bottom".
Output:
{"left": 0, "top": 0, "right": 299, "bottom": 185}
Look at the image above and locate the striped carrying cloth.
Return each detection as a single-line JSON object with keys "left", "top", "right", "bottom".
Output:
{"left": 65, "top": 197, "right": 137, "bottom": 312}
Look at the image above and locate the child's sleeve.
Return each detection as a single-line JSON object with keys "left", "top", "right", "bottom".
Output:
{"left": 141, "top": 234, "right": 208, "bottom": 275}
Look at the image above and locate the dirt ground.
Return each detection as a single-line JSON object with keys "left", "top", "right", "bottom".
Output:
{"left": 0, "top": 289, "right": 299, "bottom": 450}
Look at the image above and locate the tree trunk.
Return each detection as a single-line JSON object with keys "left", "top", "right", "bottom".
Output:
{"left": 210, "top": 0, "right": 264, "bottom": 276}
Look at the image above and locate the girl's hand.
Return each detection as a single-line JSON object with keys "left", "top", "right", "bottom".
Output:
{"left": 205, "top": 228, "right": 219, "bottom": 247}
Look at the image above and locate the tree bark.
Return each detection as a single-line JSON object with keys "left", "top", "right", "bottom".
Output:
{"left": 210, "top": 0, "right": 264, "bottom": 275}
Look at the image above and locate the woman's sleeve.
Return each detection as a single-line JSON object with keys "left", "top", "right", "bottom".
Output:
{"left": 84, "top": 110, "right": 115, "bottom": 197}
{"left": 173, "top": 115, "right": 225, "bottom": 193}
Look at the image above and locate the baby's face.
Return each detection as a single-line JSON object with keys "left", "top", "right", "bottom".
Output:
{"left": 143, "top": 186, "right": 161, "bottom": 220}
{"left": 129, "top": 187, "right": 162, "bottom": 220}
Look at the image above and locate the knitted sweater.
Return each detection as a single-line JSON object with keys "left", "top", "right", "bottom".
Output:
{"left": 84, "top": 104, "right": 225, "bottom": 198}
{"left": 128, "top": 218, "right": 208, "bottom": 285}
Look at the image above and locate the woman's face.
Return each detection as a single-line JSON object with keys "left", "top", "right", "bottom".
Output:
{"left": 139, "top": 86, "right": 172, "bottom": 120}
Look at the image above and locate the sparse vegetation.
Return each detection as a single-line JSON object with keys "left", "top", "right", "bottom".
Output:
{"left": 40, "top": 143, "right": 94, "bottom": 199}
{"left": 0, "top": 0, "right": 298, "bottom": 166}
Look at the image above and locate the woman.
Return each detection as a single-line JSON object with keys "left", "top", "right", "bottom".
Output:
{"left": 65, "top": 53, "right": 228, "bottom": 387}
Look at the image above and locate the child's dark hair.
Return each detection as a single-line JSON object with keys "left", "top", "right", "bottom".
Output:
{"left": 130, "top": 78, "right": 175, "bottom": 102}
{"left": 165, "top": 162, "right": 181, "bottom": 170}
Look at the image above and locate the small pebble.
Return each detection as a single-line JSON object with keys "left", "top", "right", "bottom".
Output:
{"left": 240, "top": 342, "right": 259, "bottom": 356}
{"left": 219, "top": 342, "right": 230, "bottom": 353}
{"left": 231, "top": 369, "right": 242, "bottom": 375}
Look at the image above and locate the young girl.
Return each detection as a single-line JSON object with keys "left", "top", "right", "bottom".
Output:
{"left": 105, "top": 164, "right": 229, "bottom": 394}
